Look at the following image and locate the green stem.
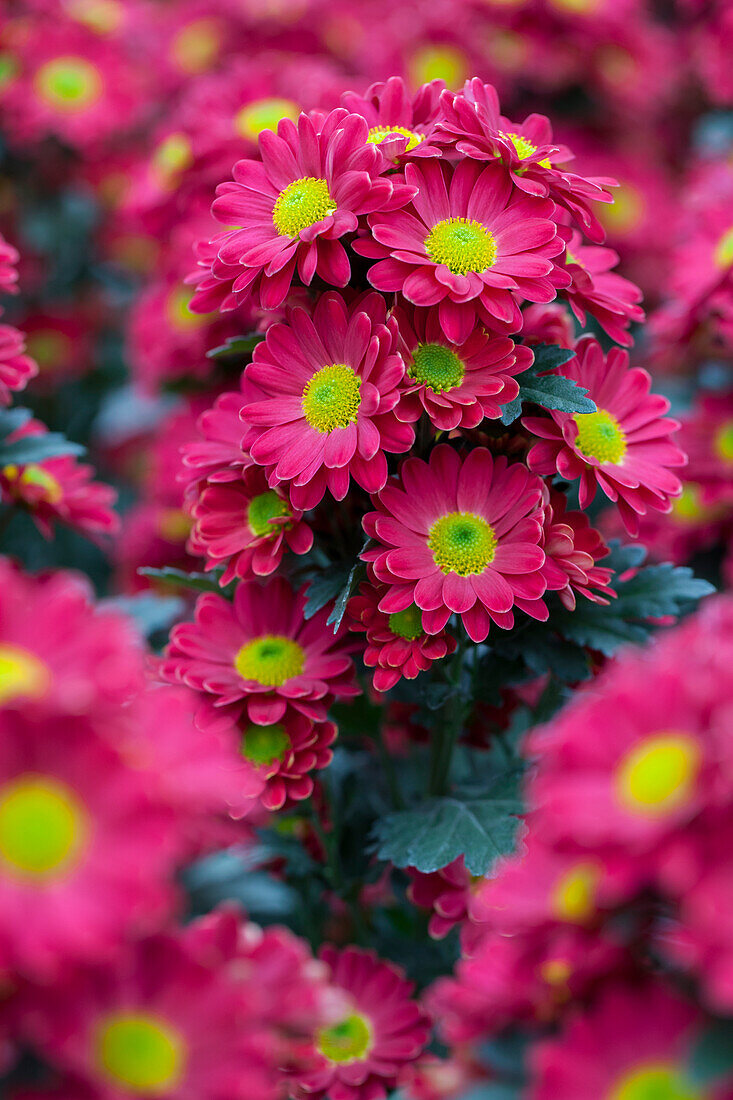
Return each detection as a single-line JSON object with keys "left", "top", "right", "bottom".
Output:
{"left": 375, "top": 725, "right": 405, "bottom": 810}
{"left": 428, "top": 642, "right": 466, "bottom": 796}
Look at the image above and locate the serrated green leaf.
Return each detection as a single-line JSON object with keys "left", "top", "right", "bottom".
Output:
{"left": 303, "top": 566, "right": 353, "bottom": 620}
{"left": 0, "top": 432, "right": 85, "bottom": 465}
{"left": 372, "top": 786, "right": 523, "bottom": 875}
{"left": 688, "top": 1020, "right": 733, "bottom": 1087}
{"left": 611, "top": 563, "right": 714, "bottom": 619}
{"left": 206, "top": 333, "right": 264, "bottom": 358}
{"left": 500, "top": 344, "right": 593, "bottom": 425}
{"left": 138, "top": 566, "right": 229, "bottom": 595}
{"left": 326, "top": 560, "right": 365, "bottom": 632}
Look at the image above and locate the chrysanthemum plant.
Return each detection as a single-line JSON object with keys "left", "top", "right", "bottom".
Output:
{"left": 156, "top": 76, "right": 712, "bottom": 1020}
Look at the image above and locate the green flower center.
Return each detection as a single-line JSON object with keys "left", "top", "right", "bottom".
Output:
{"left": 240, "top": 722, "right": 291, "bottom": 766}
{"left": 409, "top": 343, "right": 465, "bottom": 393}
{"left": 272, "top": 177, "right": 336, "bottom": 238}
{"left": 575, "top": 408, "right": 627, "bottom": 464}
{"left": 317, "top": 1013, "right": 373, "bottom": 1065}
{"left": 0, "top": 54, "right": 19, "bottom": 91}
{"left": 609, "top": 1063, "right": 701, "bottom": 1100}
{"left": 25, "top": 330, "right": 72, "bottom": 370}
{"left": 551, "top": 861, "right": 599, "bottom": 923}
{"left": 0, "top": 644, "right": 50, "bottom": 706}
{"left": 714, "top": 421, "right": 733, "bottom": 462}
{"left": 96, "top": 1012, "right": 184, "bottom": 1095}
{"left": 428, "top": 511, "right": 497, "bottom": 576}
{"left": 425, "top": 217, "right": 497, "bottom": 275}
{"left": 34, "top": 57, "right": 102, "bottom": 110}
{"left": 672, "top": 485, "right": 704, "bottom": 522}
{"left": 615, "top": 733, "right": 700, "bottom": 818}
{"left": 234, "top": 635, "right": 304, "bottom": 686}
{"left": 235, "top": 97, "right": 299, "bottom": 141}
{"left": 302, "top": 363, "right": 361, "bottom": 432}
{"left": 152, "top": 133, "right": 193, "bottom": 183}
{"left": 388, "top": 604, "right": 424, "bottom": 640}
{"left": 714, "top": 226, "right": 733, "bottom": 269}
{"left": 0, "top": 775, "right": 88, "bottom": 879}
{"left": 367, "top": 125, "right": 423, "bottom": 152}
{"left": 247, "top": 490, "right": 291, "bottom": 538}
{"left": 166, "top": 285, "right": 207, "bottom": 331}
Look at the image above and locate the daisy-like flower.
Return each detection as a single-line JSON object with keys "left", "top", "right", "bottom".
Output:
{"left": 538, "top": 485, "right": 614, "bottom": 610}
{"left": 0, "top": 708, "right": 178, "bottom": 978}
{"left": 180, "top": 376, "right": 264, "bottom": 491}
{"left": 363, "top": 445, "right": 547, "bottom": 643}
{"left": 357, "top": 158, "right": 568, "bottom": 344}
{"left": 189, "top": 465, "right": 313, "bottom": 585}
{"left": 434, "top": 79, "right": 615, "bottom": 242}
{"left": 0, "top": 419, "right": 118, "bottom": 540}
{"left": 0, "top": 324, "right": 38, "bottom": 406}
{"left": 561, "top": 228, "right": 644, "bottom": 347}
{"left": 348, "top": 579, "right": 456, "bottom": 693}
{"left": 0, "top": 234, "right": 20, "bottom": 297}
{"left": 159, "top": 576, "right": 358, "bottom": 725}
{"left": 243, "top": 292, "right": 414, "bottom": 510}
{"left": 192, "top": 109, "right": 415, "bottom": 314}
{"left": 292, "top": 945, "right": 430, "bottom": 1100}
{"left": 524, "top": 337, "right": 686, "bottom": 535}
{"left": 341, "top": 76, "right": 444, "bottom": 162}
{"left": 393, "top": 304, "right": 533, "bottom": 430}
{"left": 678, "top": 392, "right": 733, "bottom": 507}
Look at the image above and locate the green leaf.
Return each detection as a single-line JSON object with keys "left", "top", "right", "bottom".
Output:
{"left": 101, "top": 594, "right": 185, "bottom": 638}
{"left": 0, "top": 432, "right": 85, "bottom": 465}
{"left": 372, "top": 785, "right": 523, "bottom": 875}
{"left": 303, "top": 565, "right": 353, "bottom": 620}
{"left": 137, "top": 566, "right": 230, "bottom": 595}
{"left": 688, "top": 1020, "right": 733, "bottom": 1087}
{"left": 500, "top": 344, "right": 594, "bottom": 425}
{"left": 0, "top": 407, "right": 33, "bottom": 440}
{"left": 326, "top": 560, "right": 365, "bottom": 632}
{"left": 206, "top": 333, "right": 264, "bottom": 359}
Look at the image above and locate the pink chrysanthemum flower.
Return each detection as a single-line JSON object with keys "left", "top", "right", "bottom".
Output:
{"left": 0, "top": 235, "right": 20, "bottom": 298}
{"left": 393, "top": 304, "right": 533, "bottom": 430}
{"left": 529, "top": 981, "right": 718, "bottom": 1100}
{"left": 348, "top": 579, "right": 456, "bottom": 693}
{"left": 243, "top": 292, "right": 413, "bottom": 510}
{"left": 0, "top": 419, "right": 118, "bottom": 540}
{"left": 538, "top": 485, "right": 614, "bottom": 610}
{"left": 524, "top": 337, "right": 686, "bottom": 535}
{"left": 407, "top": 857, "right": 475, "bottom": 940}
{"left": 192, "top": 109, "right": 415, "bottom": 314}
{"left": 0, "top": 709, "right": 178, "bottom": 978}
{"left": 434, "top": 79, "right": 615, "bottom": 242}
{"left": 189, "top": 465, "right": 313, "bottom": 585}
{"left": 292, "top": 945, "right": 430, "bottom": 1100}
{"left": 160, "top": 576, "right": 358, "bottom": 725}
{"left": 678, "top": 392, "right": 733, "bottom": 507}
{"left": 357, "top": 158, "right": 568, "bottom": 344}
{"left": 363, "top": 445, "right": 547, "bottom": 643}
{"left": 198, "top": 699, "right": 337, "bottom": 813}
{"left": 341, "top": 76, "right": 444, "bottom": 162}
{"left": 180, "top": 376, "right": 263, "bottom": 491}
{"left": 561, "top": 228, "right": 644, "bottom": 347}
{"left": 0, "top": 324, "right": 38, "bottom": 405}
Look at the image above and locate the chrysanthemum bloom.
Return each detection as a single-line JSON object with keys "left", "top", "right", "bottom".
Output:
{"left": 341, "top": 76, "right": 444, "bottom": 162}
{"left": 363, "top": 445, "right": 547, "bottom": 643}
{"left": 538, "top": 485, "right": 614, "bottom": 610}
{"left": 348, "top": 580, "right": 456, "bottom": 693}
{"left": 243, "top": 293, "right": 413, "bottom": 510}
{"left": 0, "top": 420, "right": 118, "bottom": 540}
{"left": 433, "top": 79, "right": 615, "bottom": 242}
{"left": 192, "top": 108, "right": 415, "bottom": 314}
{"left": 407, "top": 857, "right": 476, "bottom": 939}
{"left": 189, "top": 466, "right": 312, "bottom": 585}
{"left": 198, "top": 699, "right": 337, "bottom": 813}
{"left": 180, "top": 376, "right": 265, "bottom": 491}
{"left": 561, "top": 229, "right": 644, "bottom": 347}
{"left": 357, "top": 158, "right": 568, "bottom": 344}
{"left": 677, "top": 392, "right": 733, "bottom": 507}
{"left": 393, "top": 304, "right": 533, "bottom": 430}
{"left": 0, "top": 235, "right": 19, "bottom": 297}
{"left": 524, "top": 337, "right": 686, "bottom": 535}
{"left": 160, "top": 576, "right": 358, "bottom": 725}
{"left": 0, "top": 324, "right": 38, "bottom": 405}
{"left": 529, "top": 981, "right": 721, "bottom": 1100}
{"left": 20, "top": 910, "right": 321, "bottom": 1100}
{"left": 292, "top": 945, "right": 430, "bottom": 1100}
{"left": 0, "top": 709, "right": 178, "bottom": 978}
{"left": 0, "top": 558, "right": 144, "bottom": 716}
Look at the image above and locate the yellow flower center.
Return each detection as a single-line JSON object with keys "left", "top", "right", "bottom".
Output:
{"left": 714, "top": 421, "right": 733, "bottom": 462}
{"left": 714, "top": 227, "right": 733, "bottom": 270}
{"left": 96, "top": 1012, "right": 184, "bottom": 1094}
{"left": 152, "top": 133, "right": 193, "bottom": 187}
{"left": 317, "top": 1013, "right": 373, "bottom": 1064}
{"left": 615, "top": 733, "right": 701, "bottom": 818}
{"left": 0, "top": 644, "right": 50, "bottom": 706}
{"left": 672, "top": 485, "right": 705, "bottom": 523}
{"left": 247, "top": 490, "right": 291, "bottom": 538}
{"left": 367, "top": 125, "right": 424, "bottom": 152}
{"left": 240, "top": 722, "right": 291, "bottom": 766}
{"left": 272, "top": 177, "right": 336, "bottom": 238}
{"left": 25, "top": 330, "right": 72, "bottom": 371}
{"left": 425, "top": 217, "right": 497, "bottom": 276}
{"left": 156, "top": 508, "right": 192, "bottom": 543}
{"left": 551, "top": 861, "right": 600, "bottom": 923}
{"left": 498, "top": 131, "right": 552, "bottom": 169}
{"left": 609, "top": 1063, "right": 701, "bottom": 1100}
{"left": 548, "top": 0, "right": 600, "bottom": 13}
{"left": 408, "top": 44, "right": 468, "bottom": 89}
{"left": 34, "top": 57, "right": 102, "bottom": 111}
{"left": 3, "top": 464, "right": 64, "bottom": 504}
{"left": 539, "top": 958, "right": 572, "bottom": 986}
{"left": 170, "top": 18, "right": 221, "bottom": 74}
{"left": 0, "top": 775, "right": 89, "bottom": 880}
{"left": 601, "top": 183, "right": 645, "bottom": 235}
{"left": 428, "top": 512, "right": 497, "bottom": 576}
{"left": 388, "top": 604, "right": 424, "bottom": 640}
{"left": 235, "top": 98, "right": 299, "bottom": 141}
{"left": 67, "top": 0, "right": 124, "bottom": 34}
{"left": 302, "top": 363, "right": 361, "bottom": 432}
{"left": 0, "top": 54, "right": 20, "bottom": 92}
{"left": 409, "top": 343, "right": 465, "bottom": 392}
{"left": 575, "top": 408, "right": 627, "bottom": 464}
{"left": 234, "top": 635, "right": 304, "bottom": 686}
{"left": 166, "top": 285, "right": 207, "bottom": 331}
